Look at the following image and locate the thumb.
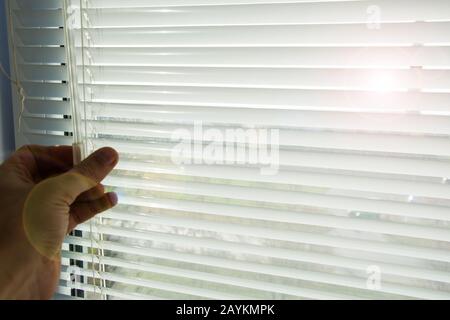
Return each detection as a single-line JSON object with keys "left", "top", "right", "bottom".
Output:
{"left": 70, "top": 147, "right": 119, "bottom": 187}
{"left": 23, "top": 147, "right": 119, "bottom": 260}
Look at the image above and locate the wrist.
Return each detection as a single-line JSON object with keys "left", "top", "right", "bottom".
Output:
{"left": 0, "top": 223, "right": 59, "bottom": 299}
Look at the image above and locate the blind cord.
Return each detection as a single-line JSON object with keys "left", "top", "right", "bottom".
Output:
{"left": 0, "top": 63, "right": 26, "bottom": 133}
{"left": 4, "top": 0, "right": 26, "bottom": 134}
{"left": 62, "top": 0, "right": 107, "bottom": 300}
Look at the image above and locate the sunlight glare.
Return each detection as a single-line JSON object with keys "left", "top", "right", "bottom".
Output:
{"left": 368, "top": 71, "right": 397, "bottom": 93}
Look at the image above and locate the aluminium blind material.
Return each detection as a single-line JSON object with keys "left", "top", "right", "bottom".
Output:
{"left": 6, "top": 0, "right": 75, "bottom": 297}
{"left": 6, "top": 0, "right": 73, "bottom": 148}
{"left": 12, "top": 0, "right": 450, "bottom": 299}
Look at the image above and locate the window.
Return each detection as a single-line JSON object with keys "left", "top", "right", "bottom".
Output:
{"left": 7, "top": 0, "right": 450, "bottom": 299}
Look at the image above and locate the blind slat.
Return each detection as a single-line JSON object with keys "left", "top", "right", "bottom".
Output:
{"left": 78, "top": 66, "right": 450, "bottom": 91}
{"left": 91, "top": 138, "right": 450, "bottom": 180}
{"left": 74, "top": 46, "right": 450, "bottom": 68}
{"left": 81, "top": 0, "right": 450, "bottom": 27}
{"left": 74, "top": 223, "right": 450, "bottom": 264}
{"left": 62, "top": 251, "right": 450, "bottom": 300}
{"left": 63, "top": 236, "right": 450, "bottom": 286}
{"left": 87, "top": 120, "right": 450, "bottom": 154}
{"left": 70, "top": 22, "right": 450, "bottom": 47}
{"left": 114, "top": 160, "right": 450, "bottom": 204}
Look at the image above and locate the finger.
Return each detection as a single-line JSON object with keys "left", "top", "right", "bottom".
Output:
{"left": 68, "top": 192, "right": 118, "bottom": 231}
{"left": 70, "top": 147, "right": 119, "bottom": 185}
{"left": 4, "top": 145, "right": 73, "bottom": 181}
{"left": 42, "top": 172, "right": 100, "bottom": 206}
{"left": 76, "top": 184, "right": 105, "bottom": 202}
{"left": 29, "top": 145, "right": 74, "bottom": 176}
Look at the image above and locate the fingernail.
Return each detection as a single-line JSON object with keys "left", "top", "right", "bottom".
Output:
{"left": 96, "top": 148, "right": 118, "bottom": 165}
{"left": 108, "top": 192, "right": 118, "bottom": 206}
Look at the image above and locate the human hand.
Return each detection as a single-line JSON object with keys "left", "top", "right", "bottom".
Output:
{"left": 0, "top": 145, "right": 119, "bottom": 299}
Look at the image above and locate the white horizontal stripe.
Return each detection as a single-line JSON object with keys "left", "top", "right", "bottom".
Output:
{"left": 81, "top": 85, "right": 450, "bottom": 112}
{"left": 13, "top": 0, "right": 62, "bottom": 10}
{"left": 77, "top": 66, "right": 450, "bottom": 91}
{"left": 87, "top": 0, "right": 367, "bottom": 8}
{"left": 85, "top": 102, "right": 450, "bottom": 130}
{"left": 59, "top": 278, "right": 161, "bottom": 300}
{"left": 71, "top": 267, "right": 257, "bottom": 299}
{"left": 22, "top": 81, "right": 68, "bottom": 97}
{"left": 64, "top": 251, "right": 450, "bottom": 299}
{"left": 21, "top": 132, "right": 73, "bottom": 146}
{"left": 87, "top": 120, "right": 450, "bottom": 155}
{"left": 115, "top": 160, "right": 450, "bottom": 204}
{"left": 25, "top": 98, "right": 70, "bottom": 114}
{"left": 21, "top": 64, "right": 67, "bottom": 81}
{"left": 70, "top": 22, "right": 450, "bottom": 47}
{"left": 109, "top": 189, "right": 450, "bottom": 242}
{"left": 92, "top": 138, "right": 450, "bottom": 180}
{"left": 64, "top": 236, "right": 450, "bottom": 287}
{"left": 104, "top": 175, "right": 450, "bottom": 221}
{"left": 74, "top": 46, "right": 450, "bottom": 68}
{"left": 15, "top": 9, "right": 63, "bottom": 28}
{"left": 63, "top": 251, "right": 363, "bottom": 299}
{"left": 81, "top": 0, "right": 450, "bottom": 28}
{"left": 18, "top": 46, "right": 66, "bottom": 64}
{"left": 74, "top": 222, "right": 450, "bottom": 263}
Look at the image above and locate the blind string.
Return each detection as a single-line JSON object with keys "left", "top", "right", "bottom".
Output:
{"left": 78, "top": 0, "right": 107, "bottom": 300}
{"left": 62, "top": 0, "right": 107, "bottom": 299}
{"left": 4, "top": 0, "right": 26, "bottom": 134}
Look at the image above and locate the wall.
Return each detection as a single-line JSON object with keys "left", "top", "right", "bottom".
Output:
{"left": 0, "top": 0, "right": 15, "bottom": 161}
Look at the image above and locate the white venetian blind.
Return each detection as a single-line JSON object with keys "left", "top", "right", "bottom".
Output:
{"left": 6, "top": 0, "right": 74, "bottom": 148}
{"left": 5, "top": 0, "right": 77, "bottom": 297}
{"left": 6, "top": 0, "right": 80, "bottom": 298}
{"left": 9, "top": 0, "right": 450, "bottom": 299}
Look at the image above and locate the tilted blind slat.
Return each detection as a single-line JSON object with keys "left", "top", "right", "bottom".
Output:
{"left": 63, "top": 236, "right": 450, "bottom": 286}
{"left": 79, "top": 85, "right": 450, "bottom": 113}
{"left": 73, "top": 222, "right": 450, "bottom": 275}
{"left": 113, "top": 160, "right": 450, "bottom": 203}
{"left": 72, "top": 23, "right": 450, "bottom": 47}
{"left": 78, "top": 66, "right": 450, "bottom": 91}
{"left": 74, "top": 46, "right": 450, "bottom": 68}
{"left": 91, "top": 139, "right": 450, "bottom": 180}
{"left": 82, "top": 0, "right": 450, "bottom": 28}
